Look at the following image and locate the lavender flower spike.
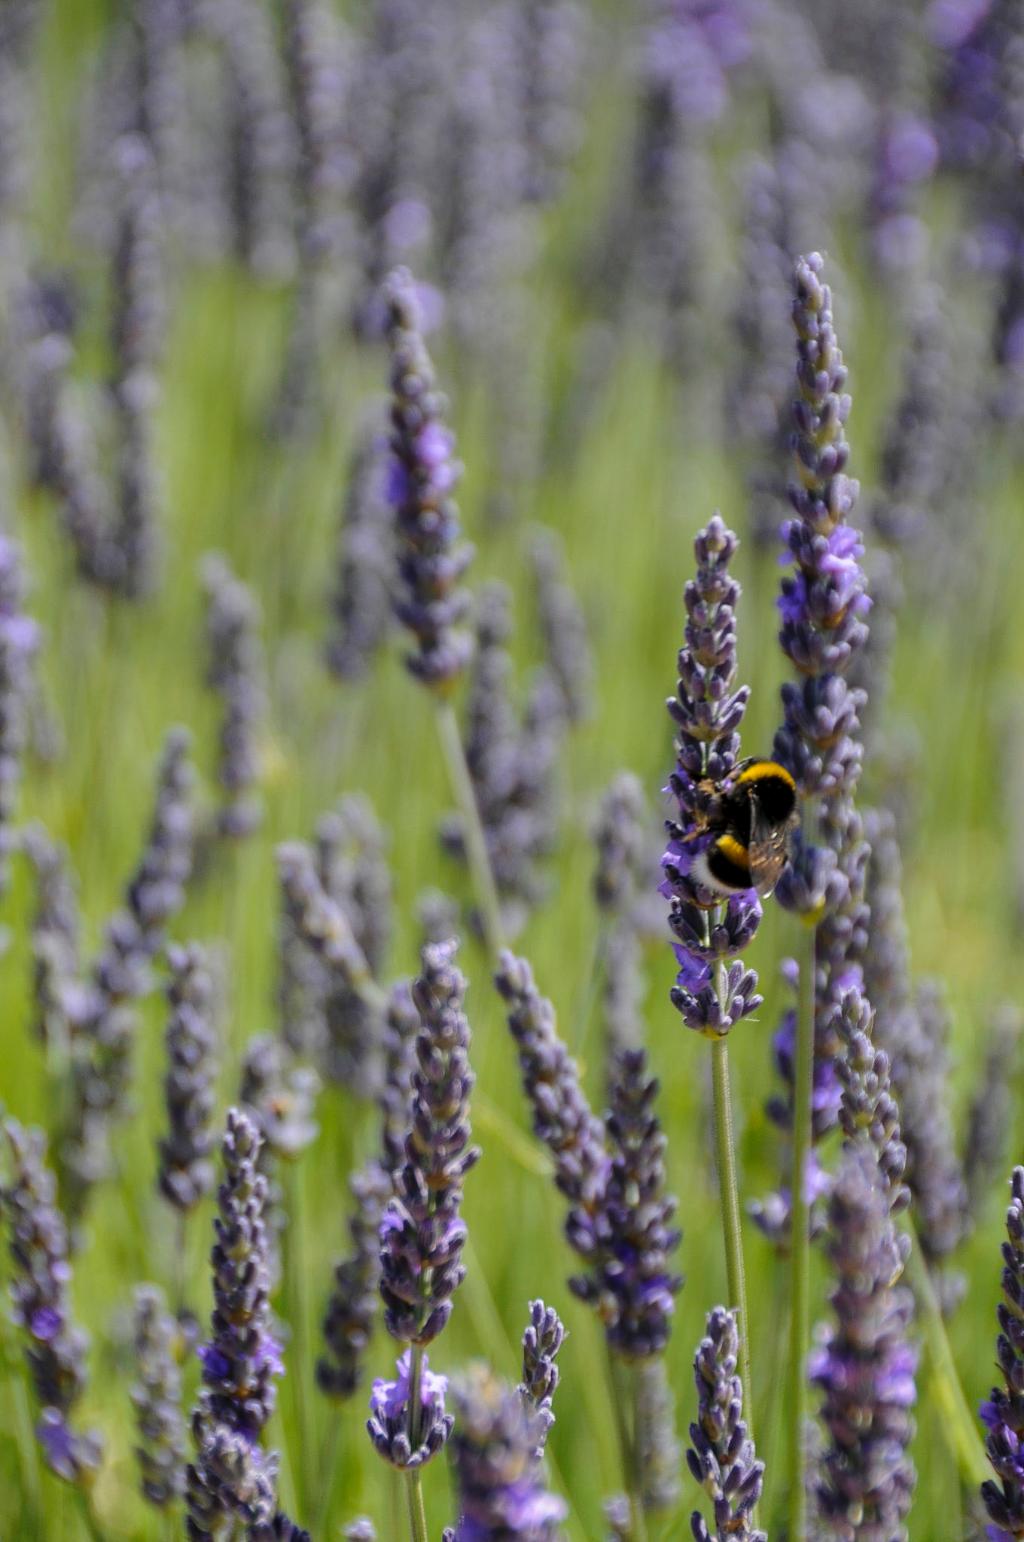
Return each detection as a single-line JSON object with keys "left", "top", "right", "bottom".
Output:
{"left": 519, "top": 1299, "right": 566, "bottom": 1459}
{"left": 449, "top": 1364, "right": 568, "bottom": 1540}
{"left": 811, "top": 1143, "right": 916, "bottom": 1538}
{"left": 131, "top": 1285, "right": 186, "bottom": 1507}
{"left": 661, "top": 515, "right": 763, "bottom": 1037}
{"left": 367, "top": 1347, "right": 453, "bottom": 1469}
{"left": 1, "top": 1120, "right": 103, "bottom": 1483}
{"left": 378, "top": 939, "right": 479, "bottom": 1349}
{"left": 159, "top": 942, "right": 217, "bottom": 1213}
{"left": 980, "top": 1167, "right": 1024, "bottom": 1538}
{"left": 0, "top": 535, "right": 38, "bottom": 897}
{"left": 202, "top": 553, "right": 267, "bottom": 839}
{"left": 384, "top": 267, "right": 474, "bottom": 692}
{"left": 194, "top": 1108, "right": 280, "bottom": 1443}
{"left": 687, "top": 1307, "right": 765, "bottom": 1542}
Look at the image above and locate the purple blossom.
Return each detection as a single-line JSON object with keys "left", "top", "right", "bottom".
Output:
{"left": 688, "top": 1307, "right": 765, "bottom": 1542}
{"left": 366, "top": 1348, "right": 453, "bottom": 1470}
{"left": 449, "top": 1365, "right": 567, "bottom": 1540}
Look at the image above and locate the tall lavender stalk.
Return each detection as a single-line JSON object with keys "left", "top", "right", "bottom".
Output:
{"left": 812, "top": 1143, "right": 917, "bottom": 1538}
{"left": 980, "top": 1167, "right": 1024, "bottom": 1537}
{"left": 687, "top": 1306, "right": 765, "bottom": 1542}
{"left": 201, "top": 554, "right": 267, "bottom": 840}
{"left": 187, "top": 1109, "right": 286, "bottom": 1537}
{"left": 382, "top": 268, "right": 505, "bottom": 961}
{"left": 494, "top": 952, "right": 681, "bottom": 1534}
{"left": 131, "top": 1284, "right": 186, "bottom": 1509}
{"left": 770, "top": 254, "right": 870, "bottom": 1541}
{"left": 660, "top": 515, "right": 762, "bottom": 1463}
{"left": 0, "top": 536, "right": 37, "bottom": 897}
{"left": 1, "top": 1120, "right": 103, "bottom": 1485}
{"left": 447, "top": 1365, "right": 568, "bottom": 1540}
{"left": 370, "top": 940, "right": 476, "bottom": 1540}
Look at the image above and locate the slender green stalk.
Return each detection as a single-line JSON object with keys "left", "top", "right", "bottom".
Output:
{"left": 709, "top": 1025, "right": 755, "bottom": 1460}
{"left": 4, "top": 1356, "right": 42, "bottom": 1526}
{"left": 786, "top": 917, "right": 817, "bottom": 1542}
{"left": 608, "top": 1352, "right": 648, "bottom": 1542}
{"left": 73, "top": 1487, "right": 105, "bottom": 1542}
{"left": 314, "top": 1415, "right": 344, "bottom": 1535}
{"left": 285, "top": 1160, "right": 315, "bottom": 1514}
{"left": 904, "top": 1225, "right": 988, "bottom": 1487}
{"left": 434, "top": 700, "right": 505, "bottom": 962}
{"left": 405, "top": 1345, "right": 429, "bottom": 1542}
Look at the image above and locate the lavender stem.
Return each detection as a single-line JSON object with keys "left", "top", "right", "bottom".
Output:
{"left": 74, "top": 1488, "right": 104, "bottom": 1542}
{"left": 435, "top": 700, "right": 505, "bottom": 960}
{"left": 5, "top": 1352, "right": 42, "bottom": 1524}
{"left": 787, "top": 913, "right": 817, "bottom": 1541}
{"left": 710, "top": 1013, "right": 756, "bottom": 1473}
{"left": 405, "top": 1345, "right": 429, "bottom": 1542}
{"left": 285, "top": 1161, "right": 315, "bottom": 1513}
{"left": 609, "top": 1354, "right": 648, "bottom": 1542}
{"left": 903, "top": 1223, "right": 987, "bottom": 1486}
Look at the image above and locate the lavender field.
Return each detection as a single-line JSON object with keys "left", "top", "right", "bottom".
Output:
{"left": 2, "top": 1, "right": 1024, "bottom": 1538}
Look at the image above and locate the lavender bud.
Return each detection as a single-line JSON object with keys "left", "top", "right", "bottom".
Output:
{"left": 965, "top": 1004, "right": 1022, "bottom": 1213}
{"left": 448, "top": 1365, "right": 568, "bottom": 1539}
{"left": 687, "top": 1306, "right": 765, "bottom": 1542}
{"left": 111, "top": 365, "right": 162, "bottom": 598}
{"left": 1, "top": 1120, "right": 103, "bottom": 1482}
{"left": 344, "top": 1521, "right": 377, "bottom": 1542}
{"left": 317, "top": 795, "right": 393, "bottom": 982}
{"left": 980, "top": 1167, "right": 1024, "bottom": 1537}
{"left": 131, "top": 1284, "right": 186, "bottom": 1507}
{"left": 201, "top": 553, "right": 267, "bottom": 840}
{"left": 326, "top": 413, "right": 394, "bottom": 681}
{"left": 529, "top": 526, "right": 592, "bottom": 725}
{"left": 194, "top": 1109, "right": 281, "bottom": 1442}
{"left": 573, "top": 1049, "right": 682, "bottom": 1359}
{"left": 833, "top": 984, "right": 910, "bottom": 1218}
{"left": 811, "top": 1143, "right": 917, "bottom": 1537}
{"left": 384, "top": 267, "right": 473, "bottom": 692}
{"left": 125, "top": 725, "right": 196, "bottom": 941}
{"left": 318, "top": 1158, "right": 392, "bottom": 1400}
{"left": 158, "top": 943, "right": 218, "bottom": 1213}
{"left": 24, "top": 823, "right": 80, "bottom": 1050}
{"left": 378, "top": 978, "right": 419, "bottom": 1178}
{"left": 519, "top": 1299, "right": 566, "bottom": 1459}
{"left": 0, "top": 536, "right": 37, "bottom": 894}
{"left": 379, "top": 940, "right": 478, "bottom": 1348}
{"left": 903, "top": 980, "right": 970, "bottom": 1272}
{"left": 186, "top": 1418, "right": 278, "bottom": 1539}
{"left": 277, "top": 839, "right": 378, "bottom": 1004}
{"left": 661, "top": 515, "right": 763, "bottom": 1037}
{"left": 367, "top": 1347, "right": 452, "bottom": 1469}
{"left": 109, "top": 133, "right": 164, "bottom": 390}
{"left": 417, "top": 888, "right": 461, "bottom": 948}
{"left": 593, "top": 772, "right": 649, "bottom": 915}
{"left": 240, "top": 1033, "right": 319, "bottom": 1164}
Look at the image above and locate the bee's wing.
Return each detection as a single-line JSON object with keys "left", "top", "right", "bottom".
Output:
{"left": 747, "top": 791, "right": 793, "bottom": 898}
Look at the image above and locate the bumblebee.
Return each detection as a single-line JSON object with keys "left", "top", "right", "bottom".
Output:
{"left": 688, "top": 759, "right": 798, "bottom": 899}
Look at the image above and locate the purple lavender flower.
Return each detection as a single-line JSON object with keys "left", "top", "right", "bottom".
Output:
{"left": 109, "top": 132, "right": 164, "bottom": 392}
{"left": 186, "top": 1420, "right": 279, "bottom": 1539}
{"left": 576, "top": 1049, "right": 682, "bottom": 1359}
{"left": 529, "top": 527, "right": 592, "bottom": 726}
{"left": 495, "top": 955, "right": 681, "bottom": 1358}
{"left": 0, "top": 536, "right": 37, "bottom": 895}
{"left": 202, "top": 553, "right": 267, "bottom": 839}
{"left": 25, "top": 824, "right": 81, "bottom": 1051}
{"left": 593, "top": 772, "right": 649, "bottom": 916}
{"left": 811, "top": 1143, "right": 917, "bottom": 1537}
{"left": 240, "top": 1032, "right": 319, "bottom": 1165}
{"left": 367, "top": 1347, "right": 453, "bottom": 1469}
{"left": 448, "top": 1364, "right": 568, "bottom": 1540}
{"left": 344, "top": 1521, "right": 377, "bottom": 1542}
{"left": 326, "top": 412, "right": 394, "bottom": 682}
{"left": 131, "top": 1284, "right": 186, "bottom": 1507}
{"left": 833, "top": 983, "right": 910, "bottom": 1219}
{"left": 61, "top": 727, "right": 196, "bottom": 1220}
{"left": 194, "top": 1109, "right": 280, "bottom": 1443}
{"left": 687, "top": 1306, "right": 765, "bottom": 1542}
{"left": 661, "top": 515, "right": 763, "bottom": 1038}
{"left": 965, "top": 1004, "right": 1021, "bottom": 1212}
{"left": 513, "top": 0, "right": 587, "bottom": 205}
{"left": 378, "top": 939, "right": 478, "bottom": 1350}
{"left": 158, "top": 942, "right": 218, "bottom": 1213}
{"left": 318, "top": 1158, "right": 392, "bottom": 1400}
{"left": 384, "top": 267, "right": 473, "bottom": 693}
{"left": 518, "top": 1299, "right": 566, "bottom": 1459}
{"left": 1, "top": 1120, "right": 103, "bottom": 1483}
{"left": 980, "top": 1166, "right": 1024, "bottom": 1538}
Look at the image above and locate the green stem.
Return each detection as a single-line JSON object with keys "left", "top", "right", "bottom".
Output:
{"left": 285, "top": 1161, "right": 315, "bottom": 1516}
{"left": 405, "top": 1345, "right": 429, "bottom": 1542}
{"left": 609, "top": 1353, "right": 648, "bottom": 1542}
{"left": 73, "top": 1487, "right": 105, "bottom": 1542}
{"left": 405, "top": 1470, "right": 429, "bottom": 1542}
{"left": 709, "top": 1027, "right": 756, "bottom": 1465}
{"left": 5, "top": 1355, "right": 42, "bottom": 1526}
{"left": 313, "top": 1415, "right": 344, "bottom": 1536}
{"left": 435, "top": 700, "right": 505, "bottom": 962}
{"left": 904, "top": 1225, "right": 988, "bottom": 1487}
{"left": 786, "top": 916, "right": 817, "bottom": 1542}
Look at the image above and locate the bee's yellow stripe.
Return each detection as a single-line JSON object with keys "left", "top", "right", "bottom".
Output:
{"left": 715, "top": 834, "right": 749, "bottom": 865}
{"left": 736, "top": 760, "right": 795, "bottom": 790}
